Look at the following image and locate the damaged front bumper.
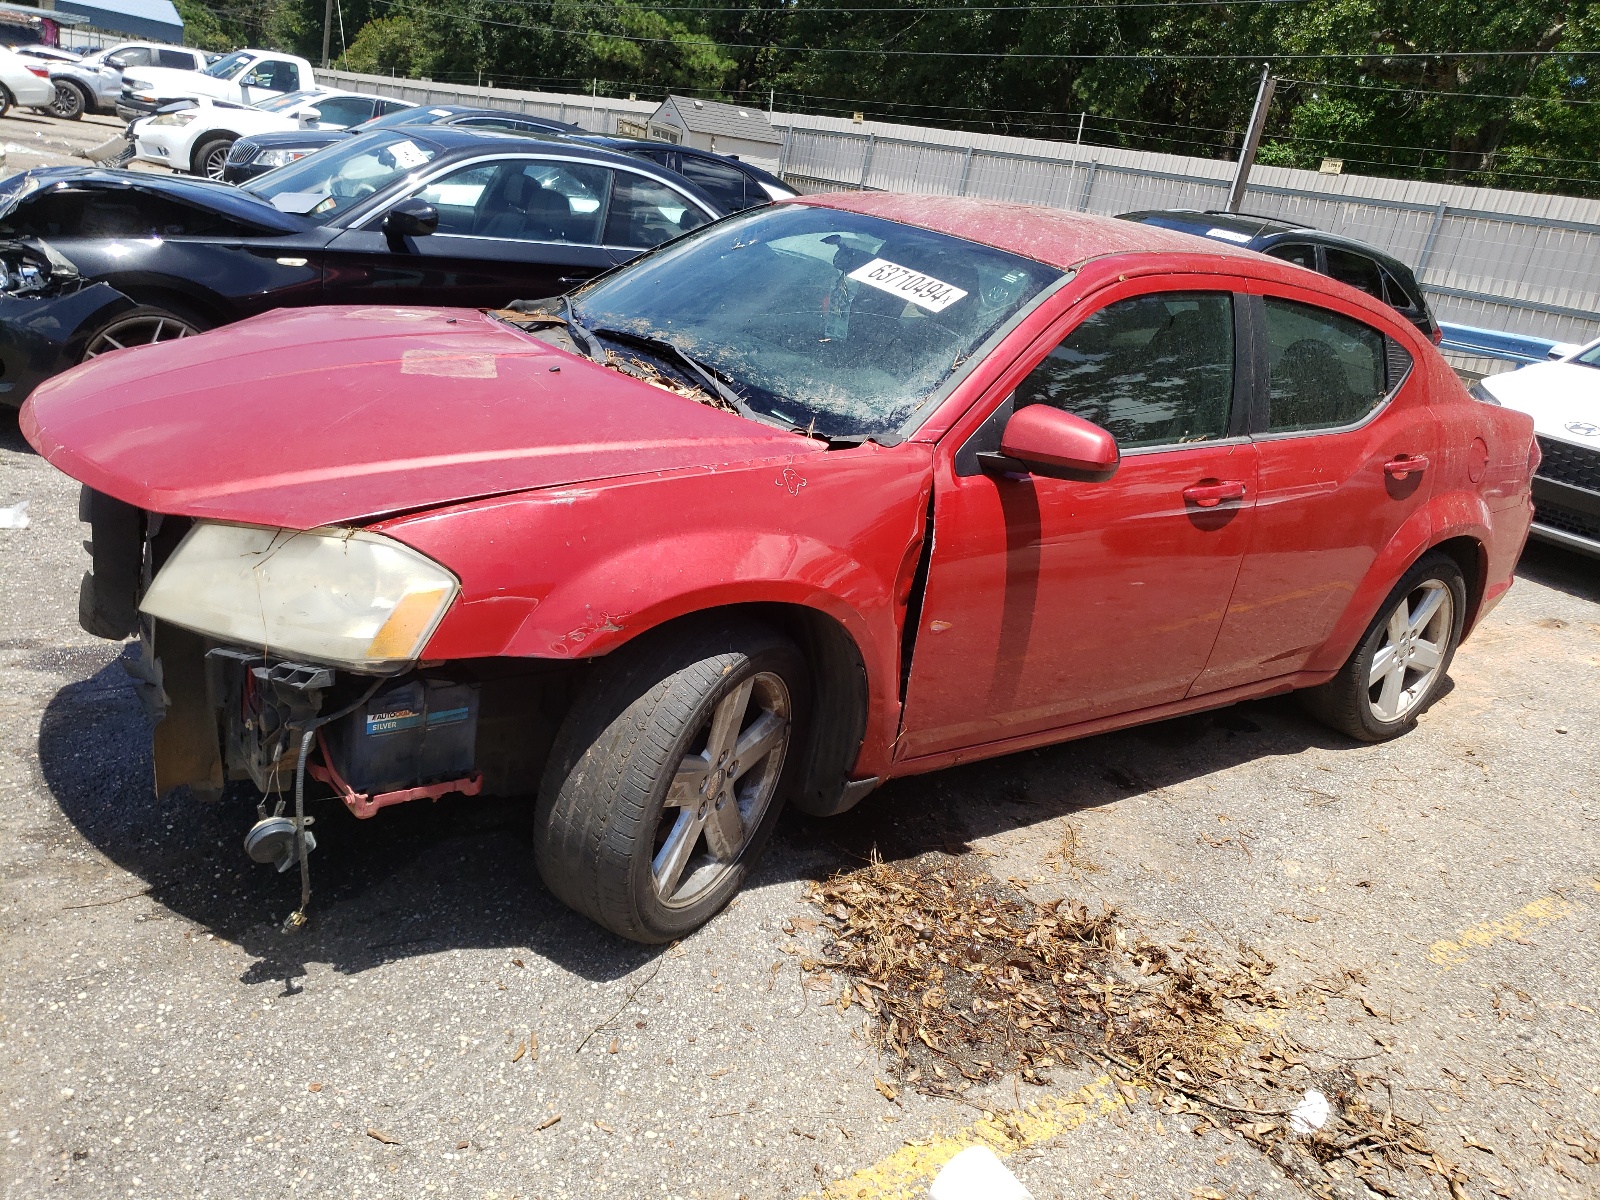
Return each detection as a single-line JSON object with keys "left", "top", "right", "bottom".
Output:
{"left": 0, "top": 238, "right": 135, "bottom": 409}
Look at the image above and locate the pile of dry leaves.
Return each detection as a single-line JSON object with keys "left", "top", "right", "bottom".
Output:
{"left": 803, "top": 853, "right": 1471, "bottom": 1200}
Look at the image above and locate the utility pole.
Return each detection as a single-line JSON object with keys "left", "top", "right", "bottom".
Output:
{"left": 1226, "top": 65, "right": 1275, "bottom": 213}
{"left": 321, "top": 0, "right": 332, "bottom": 68}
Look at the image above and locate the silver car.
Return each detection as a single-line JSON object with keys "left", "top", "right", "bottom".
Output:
{"left": 48, "top": 42, "right": 209, "bottom": 119}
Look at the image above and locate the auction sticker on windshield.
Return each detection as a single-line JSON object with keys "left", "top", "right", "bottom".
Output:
{"left": 848, "top": 258, "right": 969, "bottom": 312}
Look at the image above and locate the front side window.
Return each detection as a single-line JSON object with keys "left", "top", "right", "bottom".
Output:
{"left": 241, "top": 61, "right": 299, "bottom": 92}
{"left": 602, "top": 173, "right": 708, "bottom": 248}
{"left": 245, "top": 132, "right": 439, "bottom": 222}
{"left": 409, "top": 159, "right": 610, "bottom": 243}
{"left": 310, "top": 96, "right": 377, "bottom": 128}
{"left": 115, "top": 46, "right": 153, "bottom": 67}
{"left": 1324, "top": 248, "right": 1384, "bottom": 300}
{"left": 1015, "top": 291, "right": 1235, "bottom": 449}
{"left": 1263, "top": 296, "right": 1388, "bottom": 432}
{"left": 1265, "top": 242, "right": 1317, "bottom": 271}
{"left": 564, "top": 204, "right": 1061, "bottom": 439}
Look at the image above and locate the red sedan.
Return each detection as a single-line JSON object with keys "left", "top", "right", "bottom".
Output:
{"left": 23, "top": 194, "right": 1536, "bottom": 943}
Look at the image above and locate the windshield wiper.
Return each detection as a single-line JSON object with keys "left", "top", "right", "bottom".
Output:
{"left": 562, "top": 297, "right": 607, "bottom": 365}
{"left": 590, "top": 326, "right": 788, "bottom": 431}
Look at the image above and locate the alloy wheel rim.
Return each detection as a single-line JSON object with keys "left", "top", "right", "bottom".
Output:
{"left": 84, "top": 314, "right": 197, "bottom": 359}
{"left": 204, "top": 146, "right": 230, "bottom": 179}
{"left": 651, "top": 671, "right": 791, "bottom": 908}
{"left": 1367, "top": 580, "right": 1452, "bottom": 724}
{"left": 51, "top": 85, "right": 81, "bottom": 118}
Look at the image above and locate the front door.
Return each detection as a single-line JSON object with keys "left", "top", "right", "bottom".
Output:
{"left": 1193, "top": 287, "right": 1437, "bottom": 693}
{"left": 898, "top": 282, "right": 1259, "bottom": 760}
{"left": 322, "top": 157, "right": 619, "bottom": 308}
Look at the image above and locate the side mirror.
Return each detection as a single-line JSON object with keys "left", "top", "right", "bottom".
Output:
{"left": 983, "top": 405, "right": 1119, "bottom": 482}
{"left": 382, "top": 198, "right": 439, "bottom": 239}
{"left": 105, "top": 55, "right": 126, "bottom": 70}
{"left": 293, "top": 106, "right": 322, "bottom": 127}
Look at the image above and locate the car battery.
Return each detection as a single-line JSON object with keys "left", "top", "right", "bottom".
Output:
{"left": 325, "top": 676, "right": 480, "bottom": 795}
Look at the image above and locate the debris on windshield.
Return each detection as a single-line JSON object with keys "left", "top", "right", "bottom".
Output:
{"left": 805, "top": 853, "right": 1472, "bottom": 1197}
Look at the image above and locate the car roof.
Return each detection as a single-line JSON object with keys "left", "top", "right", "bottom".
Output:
{"left": 1121, "top": 208, "right": 1424, "bottom": 281}
{"left": 801, "top": 193, "right": 1265, "bottom": 271}
{"left": 583, "top": 136, "right": 794, "bottom": 188}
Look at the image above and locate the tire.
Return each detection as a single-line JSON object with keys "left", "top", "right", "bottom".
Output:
{"left": 49, "top": 80, "right": 87, "bottom": 120}
{"left": 191, "top": 135, "right": 235, "bottom": 180}
{"left": 535, "top": 619, "right": 809, "bottom": 943}
{"left": 1300, "top": 551, "right": 1466, "bottom": 743}
{"left": 0, "top": 86, "right": 13, "bottom": 120}
{"left": 80, "top": 304, "right": 208, "bottom": 361}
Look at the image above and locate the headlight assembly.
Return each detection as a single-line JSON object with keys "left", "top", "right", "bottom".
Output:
{"left": 256, "top": 148, "right": 310, "bottom": 168}
{"left": 150, "top": 109, "right": 199, "bottom": 126}
{"left": 139, "top": 523, "right": 459, "bottom": 672}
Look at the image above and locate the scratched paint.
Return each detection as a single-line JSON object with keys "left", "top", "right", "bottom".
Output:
{"left": 813, "top": 1074, "right": 1138, "bottom": 1200}
{"left": 1426, "top": 880, "right": 1598, "bottom": 969}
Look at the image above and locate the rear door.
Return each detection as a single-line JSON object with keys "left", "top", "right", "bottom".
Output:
{"left": 897, "top": 278, "right": 1259, "bottom": 760}
{"left": 321, "top": 154, "right": 619, "bottom": 307}
{"left": 1193, "top": 285, "right": 1433, "bottom": 693}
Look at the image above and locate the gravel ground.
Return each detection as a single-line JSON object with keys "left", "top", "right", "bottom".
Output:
{"left": 0, "top": 110, "right": 141, "bottom": 175}
{"left": 2, "top": 381, "right": 1598, "bottom": 1194}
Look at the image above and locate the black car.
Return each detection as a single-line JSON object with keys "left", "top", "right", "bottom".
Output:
{"left": 576, "top": 137, "right": 796, "bottom": 212}
{"left": 1118, "top": 209, "right": 1440, "bottom": 343}
{"left": 223, "top": 104, "right": 582, "bottom": 183}
{"left": 0, "top": 127, "right": 722, "bottom": 407}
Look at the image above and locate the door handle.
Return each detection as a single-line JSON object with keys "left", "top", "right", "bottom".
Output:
{"left": 1182, "top": 480, "right": 1247, "bottom": 508}
{"left": 1383, "top": 454, "right": 1429, "bottom": 479}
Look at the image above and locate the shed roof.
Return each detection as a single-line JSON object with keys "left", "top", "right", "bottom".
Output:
{"left": 653, "top": 95, "right": 782, "bottom": 145}
{"left": 52, "top": 0, "right": 182, "bottom": 41}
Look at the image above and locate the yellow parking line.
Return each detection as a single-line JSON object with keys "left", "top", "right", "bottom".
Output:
{"left": 1427, "top": 879, "right": 1599, "bottom": 969}
{"left": 816, "top": 1074, "right": 1138, "bottom": 1200}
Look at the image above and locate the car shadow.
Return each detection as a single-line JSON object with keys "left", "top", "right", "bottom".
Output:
{"left": 1516, "top": 539, "right": 1600, "bottom": 604}
{"left": 38, "top": 646, "right": 1372, "bottom": 992}
{"left": 0, "top": 407, "right": 32, "bottom": 454}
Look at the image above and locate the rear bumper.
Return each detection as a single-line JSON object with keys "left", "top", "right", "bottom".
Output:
{"left": 10, "top": 78, "right": 56, "bottom": 107}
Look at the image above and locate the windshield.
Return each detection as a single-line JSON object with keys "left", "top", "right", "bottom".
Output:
{"left": 255, "top": 88, "right": 323, "bottom": 112}
{"left": 350, "top": 105, "right": 452, "bottom": 134}
{"left": 204, "top": 51, "right": 252, "bottom": 79}
{"left": 244, "top": 131, "right": 438, "bottom": 222}
{"left": 563, "top": 204, "right": 1060, "bottom": 439}
{"left": 1575, "top": 342, "right": 1600, "bottom": 369}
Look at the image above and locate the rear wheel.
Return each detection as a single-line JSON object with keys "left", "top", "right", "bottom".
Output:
{"left": 535, "top": 620, "right": 807, "bottom": 943}
{"left": 191, "top": 136, "right": 234, "bottom": 180}
{"left": 0, "top": 85, "right": 13, "bottom": 120}
{"left": 49, "top": 80, "right": 87, "bottom": 119}
{"left": 81, "top": 305, "right": 206, "bottom": 360}
{"left": 1300, "top": 552, "right": 1465, "bottom": 742}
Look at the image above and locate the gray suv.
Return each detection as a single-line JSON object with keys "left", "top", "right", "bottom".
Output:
{"left": 48, "top": 42, "right": 209, "bottom": 120}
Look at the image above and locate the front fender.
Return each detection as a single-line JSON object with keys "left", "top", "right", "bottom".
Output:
{"left": 381, "top": 443, "right": 935, "bottom": 769}
{"left": 1304, "top": 488, "right": 1493, "bottom": 674}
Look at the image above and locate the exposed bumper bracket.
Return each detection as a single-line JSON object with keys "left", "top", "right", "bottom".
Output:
{"left": 309, "top": 731, "right": 482, "bottom": 819}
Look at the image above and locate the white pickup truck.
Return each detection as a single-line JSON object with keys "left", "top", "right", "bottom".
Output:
{"left": 115, "top": 49, "right": 316, "bottom": 122}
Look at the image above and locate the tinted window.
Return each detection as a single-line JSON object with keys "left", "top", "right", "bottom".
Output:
{"left": 310, "top": 96, "right": 376, "bottom": 127}
{"left": 414, "top": 159, "right": 610, "bottom": 243}
{"left": 1380, "top": 268, "right": 1421, "bottom": 314}
{"left": 1015, "top": 292, "right": 1235, "bottom": 449}
{"left": 1263, "top": 297, "right": 1388, "bottom": 432}
{"left": 1324, "top": 248, "right": 1384, "bottom": 300}
{"left": 678, "top": 156, "right": 750, "bottom": 211}
{"left": 1265, "top": 242, "right": 1317, "bottom": 270}
{"left": 375, "top": 99, "right": 411, "bottom": 115}
{"left": 156, "top": 49, "right": 193, "bottom": 69}
{"left": 602, "top": 173, "right": 708, "bottom": 248}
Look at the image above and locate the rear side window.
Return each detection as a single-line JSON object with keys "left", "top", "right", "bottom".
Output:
{"left": 678, "top": 156, "right": 750, "bottom": 212}
{"left": 1380, "top": 268, "right": 1422, "bottom": 315}
{"left": 310, "top": 96, "right": 376, "bottom": 127}
{"left": 157, "top": 49, "right": 193, "bottom": 69}
{"left": 1015, "top": 291, "right": 1235, "bottom": 449}
{"left": 1265, "top": 242, "right": 1317, "bottom": 270}
{"left": 603, "top": 173, "right": 708, "bottom": 249}
{"left": 1324, "top": 248, "right": 1384, "bottom": 300}
{"left": 1262, "top": 297, "right": 1390, "bottom": 432}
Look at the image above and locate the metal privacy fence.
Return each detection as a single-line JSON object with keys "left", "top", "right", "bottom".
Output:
{"left": 321, "top": 69, "right": 1600, "bottom": 370}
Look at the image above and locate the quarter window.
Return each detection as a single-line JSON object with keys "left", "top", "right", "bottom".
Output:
{"left": 1015, "top": 291, "right": 1235, "bottom": 449}
{"left": 603, "top": 174, "right": 708, "bottom": 249}
{"left": 678, "top": 156, "right": 750, "bottom": 212}
{"left": 1262, "top": 297, "right": 1389, "bottom": 432}
{"left": 156, "top": 49, "right": 193, "bottom": 69}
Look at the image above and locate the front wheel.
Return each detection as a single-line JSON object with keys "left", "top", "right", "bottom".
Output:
{"left": 192, "top": 136, "right": 234, "bottom": 180}
{"left": 0, "top": 85, "right": 13, "bottom": 120}
{"left": 535, "top": 620, "right": 808, "bottom": 943}
{"left": 1300, "top": 552, "right": 1466, "bottom": 742}
{"left": 81, "top": 305, "right": 207, "bottom": 360}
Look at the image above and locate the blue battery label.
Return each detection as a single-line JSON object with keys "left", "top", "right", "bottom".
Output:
{"left": 366, "top": 708, "right": 424, "bottom": 736}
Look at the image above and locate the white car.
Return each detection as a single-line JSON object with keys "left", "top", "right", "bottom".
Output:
{"left": 1476, "top": 337, "right": 1600, "bottom": 558}
{"left": 117, "top": 48, "right": 315, "bottom": 122}
{"left": 133, "top": 88, "right": 401, "bottom": 179}
{"left": 0, "top": 46, "right": 58, "bottom": 116}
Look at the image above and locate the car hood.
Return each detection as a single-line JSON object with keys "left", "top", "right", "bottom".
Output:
{"left": 21, "top": 306, "right": 822, "bottom": 530}
{"left": 1480, "top": 362, "right": 1600, "bottom": 445}
{"left": 123, "top": 67, "right": 233, "bottom": 100}
{"left": 0, "top": 166, "right": 309, "bottom": 232}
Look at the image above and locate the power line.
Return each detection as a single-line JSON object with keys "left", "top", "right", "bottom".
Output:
{"left": 367, "top": 3, "right": 1600, "bottom": 61}
{"left": 1279, "top": 75, "right": 1600, "bottom": 108}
